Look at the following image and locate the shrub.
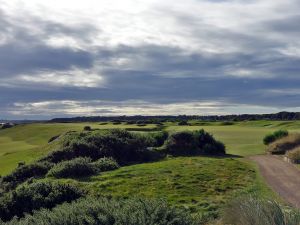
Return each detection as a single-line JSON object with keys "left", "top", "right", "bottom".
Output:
{"left": 1, "top": 162, "right": 53, "bottom": 191}
{"left": 196, "top": 129, "right": 225, "bottom": 155}
{"left": 268, "top": 133, "right": 300, "bottom": 155}
{"left": 263, "top": 130, "right": 289, "bottom": 145}
{"left": 1, "top": 197, "right": 199, "bottom": 225}
{"left": 164, "top": 129, "right": 225, "bottom": 156}
{"left": 223, "top": 196, "right": 300, "bottom": 225}
{"left": 148, "top": 131, "right": 168, "bottom": 147}
{"left": 91, "top": 157, "right": 119, "bottom": 173}
{"left": 47, "top": 157, "right": 95, "bottom": 178}
{"left": 164, "top": 131, "right": 198, "bottom": 156}
{"left": 41, "top": 129, "right": 161, "bottom": 165}
{"left": 83, "top": 126, "right": 92, "bottom": 131}
{"left": 0, "top": 181, "right": 84, "bottom": 222}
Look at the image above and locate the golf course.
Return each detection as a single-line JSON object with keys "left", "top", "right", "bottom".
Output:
{"left": 0, "top": 119, "right": 299, "bottom": 223}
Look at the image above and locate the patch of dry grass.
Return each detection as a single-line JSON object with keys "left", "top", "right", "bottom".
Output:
{"left": 287, "top": 147, "right": 300, "bottom": 161}
{"left": 267, "top": 133, "right": 300, "bottom": 154}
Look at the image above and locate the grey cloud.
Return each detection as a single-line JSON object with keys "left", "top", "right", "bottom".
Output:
{"left": 1, "top": 1, "right": 300, "bottom": 119}
{"left": 0, "top": 8, "right": 97, "bottom": 78}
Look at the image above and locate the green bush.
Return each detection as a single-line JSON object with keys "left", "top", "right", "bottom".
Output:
{"left": 0, "top": 181, "right": 84, "bottom": 222}
{"left": 223, "top": 196, "right": 300, "bottom": 225}
{"left": 1, "top": 197, "right": 200, "bottom": 225}
{"left": 1, "top": 162, "right": 53, "bottom": 191}
{"left": 263, "top": 130, "right": 288, "bottom": 145}
{"left": 47, "top": 157, "right": 95, "bottom": 178}
{"left": 47, "top": 157, "right": 120, "bottom": 179}
{"left": 164, "top": 129, "right": 225, "bottom": 156}
{"left": 164, "top": 131, "right": 197, "bottom": 156}
{"left": 91, "top": 157, "right": 120, "bottom": 173}
{"left": 141, "top": 131, "right": 168, "bottom": 147}
{"left": 83, "top": 126, "right": 92, "bottom": 131}
{"left": 42, "top": 129, "right": 162, "bottom": 165}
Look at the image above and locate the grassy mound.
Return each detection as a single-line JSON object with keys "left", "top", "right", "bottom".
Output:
{"left": 267, "top": 134, "right": 300, "bottom": 154}
{"left": 79, "top": 157, "right": 256, "bottom": 217}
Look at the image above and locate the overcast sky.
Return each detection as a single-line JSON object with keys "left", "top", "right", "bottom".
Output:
{"left": 0, "top": 0, "right": 300, "bottom": 119}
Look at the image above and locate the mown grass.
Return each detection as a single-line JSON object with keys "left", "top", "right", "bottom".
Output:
{"left": 54, "top": 156, "right": 273, "bottom": 217}
{"left": 166, "top": 122, "right": 300, "bottom": 156}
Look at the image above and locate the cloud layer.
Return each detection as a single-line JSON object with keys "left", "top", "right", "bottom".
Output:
{"left": 0, "top": 0, "right": 300, "bottom": 119}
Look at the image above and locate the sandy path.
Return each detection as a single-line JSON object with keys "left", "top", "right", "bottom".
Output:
{"left": 250, "top": 155, "right": 300, "bottom": 208}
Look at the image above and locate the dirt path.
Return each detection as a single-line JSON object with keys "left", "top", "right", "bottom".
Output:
{"left": 250, "top": 155, "right": 300, "bottom": 208}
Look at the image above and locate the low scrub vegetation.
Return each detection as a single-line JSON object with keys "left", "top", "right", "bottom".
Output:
{"left": 267, "top": 133, "right": 300, "bottom": 154}
{"left": 0, "top": 162, "right": 53, "bottom": 191}
{"left": 164, "top": 129, "right": 225, "bottom": 156}
{"left": 263, "top": 130, "right": 288, "bottom": 145}
{"left": 0, "top": 181, "right": 84, "bottom": 222}
{"left": 91, "top": 157, "right": 120, "bottom": 173}
{"left": 145, "top": 131, "right": 168, "bottom": 147}
{"left": 223, "top": 196, "right": 300, "bottom": 225}
{"left": 41, "top": 129, "right": 163, "bottom": 165}
{"left": 47, "top": 157, "right": 95, "bottom": 178}
{"left": 0, "top": 197, "right": 200, "bottom": 225}
{"left": 47, "top": 157, "right": 119, "bottom": 178}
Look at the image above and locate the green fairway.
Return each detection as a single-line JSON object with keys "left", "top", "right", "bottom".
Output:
{"left": 166, "top": 125, "right": 273, "bottom": 156}
{"left": 0, "top": 121, "right": 299, "bottom": 176}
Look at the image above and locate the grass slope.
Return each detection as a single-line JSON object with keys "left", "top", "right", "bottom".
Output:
{"left": 55, "top": 156, "right": 266, "bottom": 217}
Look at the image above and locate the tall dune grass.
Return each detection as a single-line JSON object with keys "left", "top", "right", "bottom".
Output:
{"left": 222, "top": 196, "right": 300, "bottom": 225}
{"left": 268, "top": 134, "right": 300, "bottom": 154}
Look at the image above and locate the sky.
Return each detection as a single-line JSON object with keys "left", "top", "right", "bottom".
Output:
{"left": 0, "top": 0, "right": 300, "bottom": 119}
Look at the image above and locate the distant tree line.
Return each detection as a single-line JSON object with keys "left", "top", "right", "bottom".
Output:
{"left": 49, "top": 111, "right": 300, "bottom": 123}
